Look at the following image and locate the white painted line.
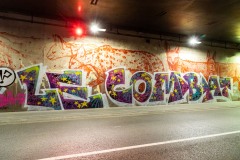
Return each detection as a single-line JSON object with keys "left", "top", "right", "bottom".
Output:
{"left": 38, "top": 130, "right": 240, "bottom": 160}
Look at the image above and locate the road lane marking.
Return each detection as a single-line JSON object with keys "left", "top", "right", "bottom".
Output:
{"left": 38, "top": 130, "right": 240, "bottom": 160}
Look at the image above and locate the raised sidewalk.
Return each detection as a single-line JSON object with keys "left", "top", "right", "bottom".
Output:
{"left": 0, "top": 102, "right": 240, "bottom": 125}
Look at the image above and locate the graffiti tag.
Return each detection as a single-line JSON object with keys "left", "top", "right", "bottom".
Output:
{"left": 0, "top": 67, "right": 16, "bottom": 87}
{"left": 0, "top": 91, "right": 25, "bottom": 108}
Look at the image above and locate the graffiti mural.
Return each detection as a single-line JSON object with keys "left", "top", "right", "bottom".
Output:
{"left": 45, "top": 35, "right": 165, "bottom": 87}
{"left": 0, "top": 65, "right": 236, "bottom": 110}
{"left": 0, "top": 32, "right": 239, "bottom": 111}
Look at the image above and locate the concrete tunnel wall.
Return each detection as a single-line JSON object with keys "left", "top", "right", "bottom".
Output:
{"left": 0, "top": 16, "right": 240, "bottom": 112}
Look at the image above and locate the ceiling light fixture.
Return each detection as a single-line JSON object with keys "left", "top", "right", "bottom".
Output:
{"left": 90, "top": 24, "right": 106, "bottom": 33}
{"left": 189, "top": 36, "right": 202, "bottom": 46}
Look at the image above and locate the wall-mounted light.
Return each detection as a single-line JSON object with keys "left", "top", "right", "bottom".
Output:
{"left": 90, "top": 24, "right": 106, "bottom": 33}
{"left": 77, "top": 5, "right": 82, "bottom": 12}
{"left": 75, "top": 27, "right": 84, "bottom": 36}
{"left": 189, "top": 36, "right": 201, "bottom": 46}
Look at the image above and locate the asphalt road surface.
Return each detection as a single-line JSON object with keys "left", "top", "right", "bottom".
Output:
{"left": 1, "top": 102, "right": 240, "bottom": 160}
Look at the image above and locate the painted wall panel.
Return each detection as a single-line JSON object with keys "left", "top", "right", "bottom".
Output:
{"left": 0, "top": 18, "right": 239, "bottom": 111}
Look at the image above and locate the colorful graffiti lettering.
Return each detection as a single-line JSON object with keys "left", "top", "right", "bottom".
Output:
{"left": 16, "top": 64, "right": 63, "bottom": 110}
{"left": 0, "top": 63, "right": 235, "bottom": 110}
{"left": 15, "top": 64, "right": 108, "bottom": 110}
{"left": 149, "top": 72, "right": 170, "bottom": 105}
{"left": 105, "top": 68, "right": 233, "bottom": 106}
{"left": 208, "top": 75, "right": 222, "bottom": 98}
{"left": 183, "top": 72, "right": 203, "bottom": 103}
{"left": 130, "top": 71, "right": 153, "bottom": 105}
{"left": 199, "top": 73, "right": 214, "bottom": 102}
{"left": 46, "top": 70, "right": 108, "bottom": 109}
{"left": 168, "top": 72, "right": 189, "bottom": 104}
{"left": 219, "top": 77, "right": 232, "bottom": 99}
{"left": 105, "top": 68, "right": 133, "bottom": 106}
{"left": 208, "top": 76, "right": 233, "bottom": 101}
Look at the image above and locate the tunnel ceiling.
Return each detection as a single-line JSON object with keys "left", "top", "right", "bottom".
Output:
{"left": 0, "top": 0, "right": 240, "bottom": 43}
